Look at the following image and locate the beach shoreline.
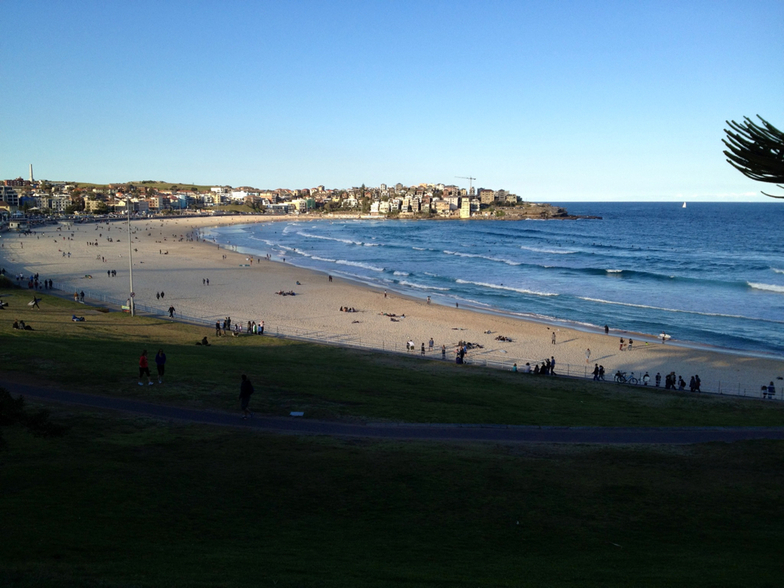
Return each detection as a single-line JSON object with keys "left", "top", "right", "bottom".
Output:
{"left": 2, "top": 215, "right": 782, "bottom": 397}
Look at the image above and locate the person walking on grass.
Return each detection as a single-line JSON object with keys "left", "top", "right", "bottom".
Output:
{"left": 138, "top": 350, "right": 153, "bottom": 386}
{"left": 239, "top": 374, "right": 254, "bottom": 419}
{"left": 155, "top": 349, "right": 166, "bottom": 384}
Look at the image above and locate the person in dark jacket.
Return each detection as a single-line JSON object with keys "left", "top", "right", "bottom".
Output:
{"left": 239, "top": 374, "right": 254, "bottom": 419}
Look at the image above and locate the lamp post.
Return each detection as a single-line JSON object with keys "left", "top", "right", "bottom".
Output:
{"left": 126, "top": 197, "right": 135, "bottom": 317}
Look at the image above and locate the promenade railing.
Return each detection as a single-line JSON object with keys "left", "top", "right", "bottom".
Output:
{"left": 39, "top": 280, "right": 782, "bottom": 403}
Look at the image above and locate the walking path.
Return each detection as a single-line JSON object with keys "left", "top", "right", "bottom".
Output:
{"left": 4, "top": 378, "right": 784, "bottom": 445}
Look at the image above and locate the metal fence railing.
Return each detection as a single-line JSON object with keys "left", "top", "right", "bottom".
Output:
{"left": 22, "top": 280, "right": 780, "bottom": 403}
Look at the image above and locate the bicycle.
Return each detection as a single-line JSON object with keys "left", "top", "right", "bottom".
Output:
{"left": 628, "top": 372, "right": 639, "bottom": 385}
{"left": 614, "top": 370, "right": 627, "bottom": 383}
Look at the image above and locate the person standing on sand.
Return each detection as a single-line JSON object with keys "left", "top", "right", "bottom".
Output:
{"left": 619, "top": 338, "right": 625, "bottom": 351}
{"left": 585, "top": 348, "right": 591, "bottom": 363}
{"left": 421, "top": 342, "right": 425, "bottom": 355}
{"left": 138, "top": 350, "right": 153, "bottom": 386}
{"left": 604, "top": 325, "right": 609, "bottom": 335}
{"left": 441, "top": 344, "right": 446, "bottom": 359}
{"left": 239, "top": 374, "right": 254, "bottom": 419}
{"left": 155, "top": 349, "right": 166, "bottom": 384}
{"left": 551, "top": 331, "right": 556, "bottom": 345}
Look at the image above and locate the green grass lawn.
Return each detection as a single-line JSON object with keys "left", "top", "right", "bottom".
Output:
{"left": 1, "top": 286, "right": 783, "bottom": 427}
{"left": 2, "top": 409, "right": 783, "bottom": 587}
{"left": 2, "top": 285, "right": 784, "bottom": 587}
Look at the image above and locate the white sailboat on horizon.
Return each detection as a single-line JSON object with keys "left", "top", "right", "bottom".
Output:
{"left": 682, "top": 202, "right": 687, "bottom": 208}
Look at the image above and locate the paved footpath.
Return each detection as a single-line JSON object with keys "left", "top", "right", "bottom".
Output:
{"left": 4, "top": 379, "right": 784, "bottom": 445}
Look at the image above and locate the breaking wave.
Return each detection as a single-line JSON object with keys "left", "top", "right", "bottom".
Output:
{"left": 520, "top": 246, "right": 577, "bottom": 254}
{"left": 455, "top": 279, "right": 558, "bottom": 297}
{"left": 748, "top": 282, "right": 784, "bottom": 294}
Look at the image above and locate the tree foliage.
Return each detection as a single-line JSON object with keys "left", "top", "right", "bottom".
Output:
{"left": 723, "top": 116, "right": 784, "bottom": 198}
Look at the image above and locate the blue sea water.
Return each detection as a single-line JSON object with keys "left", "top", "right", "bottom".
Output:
{"left": 205, "top": 203, "right": 784, "bottom": 356}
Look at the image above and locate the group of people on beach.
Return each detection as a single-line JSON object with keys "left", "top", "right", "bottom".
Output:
{"left": 214, "top": 317, "right": 265, "bottom": 337}
{"left": 512, "top": 358, "right": 556, "bottom": 375}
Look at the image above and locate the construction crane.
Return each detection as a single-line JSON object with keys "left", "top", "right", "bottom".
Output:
{"left": 456, "top": 176, "right": 476, "bottom": 195}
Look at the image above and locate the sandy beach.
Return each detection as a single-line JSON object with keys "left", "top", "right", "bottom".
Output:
{"left": 2, "top": 215, "right": 782, "bottom": 397}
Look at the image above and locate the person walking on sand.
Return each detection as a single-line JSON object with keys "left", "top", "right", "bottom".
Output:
{"left": 155, "top": 349, "right": 166, "bottom": 384}
{"left": 421, "top": 342, "right": 425, "bottom": 355}
{"left": 239, "top": 374, "right": 254, "bottom": 419}
{"left": 441, "top": 344, "right": 446, "bottom": 359}
{"left": 585, "top": 348, "right": 591, "bottom": 363}
{"left": 138, "top": 350, "right": 153, "bottom": 386}
{"left": 619, "top": 338, "right": 625, "bottom": 351}
{"left": 551, "top": 331, "right": 556, "bottom": 345}
{"left": 168, "top": 305, "right": 175, "bottom": 318}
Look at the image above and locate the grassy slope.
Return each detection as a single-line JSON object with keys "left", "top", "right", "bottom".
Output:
{"left": 1, "top": 287, "right": 783, "bottom": 427}
{"left": 2, "top": 286, "right": 784, "bottom": 587}
{"left": 2, "top": 414, "right": 783, "bottom": 587}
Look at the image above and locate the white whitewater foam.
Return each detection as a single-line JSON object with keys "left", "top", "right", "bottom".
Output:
{"left": 520, "top": 246, "right": 577, "bottom": 255}
{"left": 393, "top": 271, "right": 410, "bottom": 276}
{"left": 398, "top": 280, "right": 450, "bottom": 291}
{"left": 606, "top": 269, "right": 623, "bottom": 273}
{"left": 771, "top": 268, "right": 784, "bottom": 274}
{"left": 748, "top": 282, "right": 784, "bottom": 294}
{"left": 443, "top": 250, "right": 521, "bottom": 266}
{"left": 455, "top": 279, "right": 558, "bottom": 297}
{"left": 297, "top": 230, "right": 362, "bottom": 246}
{"left": 335, "top": 259, "right": 384, "bottom": 272}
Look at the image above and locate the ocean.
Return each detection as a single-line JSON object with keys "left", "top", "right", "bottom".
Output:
{"left": 204, "top": 202, "right": 784, "bottom": 356}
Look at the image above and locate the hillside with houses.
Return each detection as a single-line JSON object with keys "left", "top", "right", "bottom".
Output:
{"left": 1, "top": 177, "right": 572, "bottom": 220}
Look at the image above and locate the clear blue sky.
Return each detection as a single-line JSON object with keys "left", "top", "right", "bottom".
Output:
{"left": 2, "top": 0, "right": 782, "bottom": 201}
